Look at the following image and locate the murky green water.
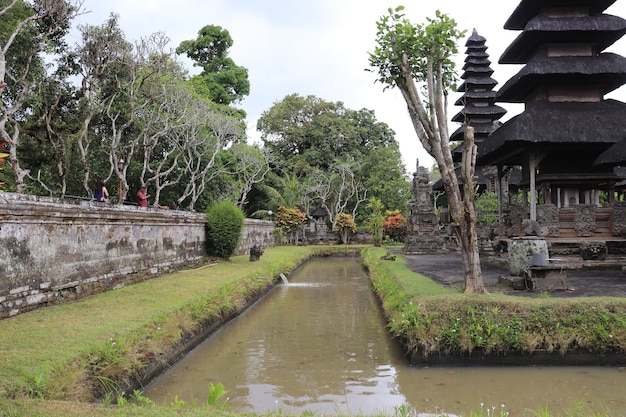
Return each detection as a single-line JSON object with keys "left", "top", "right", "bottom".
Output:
{"left": 144, "top": 258, "right": 626, "bottom": 416}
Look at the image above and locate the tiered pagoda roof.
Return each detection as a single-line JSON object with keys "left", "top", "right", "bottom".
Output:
{"left": 450, "top": 30, "right": 506, "bottom": 144}
{"left": 477, "top": 0, "right": 626, "bottom": 172}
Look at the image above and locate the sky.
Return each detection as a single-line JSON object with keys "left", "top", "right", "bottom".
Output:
{"left": 70, "top": 0, "right": 626, "bottom": 174}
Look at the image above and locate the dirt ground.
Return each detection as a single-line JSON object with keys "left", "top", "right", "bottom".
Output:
{"left": 396, "top": 250, "right": 626, "bottom": 298}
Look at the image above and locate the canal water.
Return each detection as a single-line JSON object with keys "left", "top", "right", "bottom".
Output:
{"left": 144, "top": 258, "right": 626, "bottom": 416}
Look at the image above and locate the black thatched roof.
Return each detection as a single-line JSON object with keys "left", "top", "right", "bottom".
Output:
{"left": 500, "top": 15, "right": 626, "bottom": 64}
{"left": 594, "top": 138, "right": 626, "bottom": 166}
{"left": 432, "top": 166, "right": 522, "bottom": 191}
{"left": 451, "top": 104, "right": 507, "bottom": 123}
{"left": 496, "top": 53, "right": 626, "bottom": 102}
{"left": 464, "top": 56, "right": 491, "bottom": 67}
{"left": 477, "top": 99, "right": 626, "bottom": 166}
{"left": 312, "top": 207, "right": 329, "bottom": 218}
{"left": 450, "top": 122, "right": 501, "bottom": 142}
{"left": 454, "top": 90, "right": 497, "bottom": 105}
{"left": 504, "top": 0, "right": 617, "bottom": 30}
{"left": 451, "top": 29, "right": 506, "bottom": 154}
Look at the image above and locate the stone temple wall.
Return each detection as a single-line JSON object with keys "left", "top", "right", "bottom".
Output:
{"left": 0, "top": 193, "right": 274, "bottom": 318}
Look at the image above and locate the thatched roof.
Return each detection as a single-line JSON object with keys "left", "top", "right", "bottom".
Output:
{"left": 594, "top": 138, "right": 626, "bottom": 166}
{"left": 450, "top": 122, "right": 500, "bottom": 143}
{"left": 451, "top": 29, "right": 506, "bottom": 150}
{"left": 432, "top": 166, "right": 522, "bottom": 191}
{"left": 504, "top": 0, "right": 617, "bottom": 30}
{"left": 451, "top": 104, "right": 507, "bottom": 123}
{"left": 500, "top": 15, "right": 626, "bottom": 64}
{"left": 454, "top": 90, "right": 497, "bottom": 105}
{"left": 477, "top": 99, "right": 626, "bottom": 166}
{"left": 496, "top": 53, "right": 626, "bottom": 102}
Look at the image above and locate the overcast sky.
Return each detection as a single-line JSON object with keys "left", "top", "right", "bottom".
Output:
{"left": 71, "top": 0, "right": 626, "bottom": 173}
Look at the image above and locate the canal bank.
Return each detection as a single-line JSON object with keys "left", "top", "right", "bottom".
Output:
{"left": 1, "top": 245, "right": 626, "bottom": 416}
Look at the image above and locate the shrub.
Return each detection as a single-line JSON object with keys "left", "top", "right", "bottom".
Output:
{"left": 274, "top": 205, "right": 307, "bottom": 245}
{"left": 206, "top": 201, "right": 244, "bottom": 259}
{"left": 367, "top": 198, "right": 385, "bottom": 247}
{"left": 383, "top": 210, "right": 407, "bottom": 243}
{"left": 335, "top": 213, "right": 357, "bottom": 244}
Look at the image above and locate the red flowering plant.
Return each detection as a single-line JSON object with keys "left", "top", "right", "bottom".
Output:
{"left": 383, "top": 210, "right": 407, "bottom": 243}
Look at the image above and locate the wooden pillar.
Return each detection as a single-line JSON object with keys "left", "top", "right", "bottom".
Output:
{"left": 529, "top": 154, "right": 537, "bottom": 221}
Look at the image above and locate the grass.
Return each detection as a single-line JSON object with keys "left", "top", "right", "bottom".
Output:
{"left": 0, "top": 246, "right": 322, "bottom": 400}
{"left": 0, "top": 244, "right": 621, "bottom": 417}
{"left": 363, "top": 247, "right": 626, "bottom": 359}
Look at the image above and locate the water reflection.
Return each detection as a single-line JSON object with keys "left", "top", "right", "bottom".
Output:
{"left": 144, "top": 258, "right": 626, "bottom": 416}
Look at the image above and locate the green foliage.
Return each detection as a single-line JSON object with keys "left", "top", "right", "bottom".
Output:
{"left": 335, "top": 212, "right": 357, "bottom": 244}
{"left": 177, "top": 25, "right": 250, "bottom": 105}
{"left": 274, "top": 205, "right": 307, "bottom": 244}
{"left": 367, "top": 197, "right": 385, "bottom": 247}
{"left": 205, "top": 382, "right": 229, "bottom": 409}
{"left": 368, "top": 7, "right": 465, "bottom": 91}
{"left": 206, "top": 201, "right": 245, "bottom": 259}
{"left": 257, "top": 93, "right": 409, "bottom": 220}
{"left": 363, "top": 247, "right": 626, "bottom": 358}
{"left": 475, "top": 191, "right": 500, "bottom": 226}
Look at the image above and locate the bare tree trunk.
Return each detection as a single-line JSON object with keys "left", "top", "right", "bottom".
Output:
{"left": 459, "top": 125, "right": 486, "bottom": 293}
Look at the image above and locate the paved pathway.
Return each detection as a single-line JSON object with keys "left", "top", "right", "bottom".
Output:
{"left": 400, "top": 251, "right": 626, "bottom": 298}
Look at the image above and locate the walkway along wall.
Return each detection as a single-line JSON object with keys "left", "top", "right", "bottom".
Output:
{"left": 0, "top": 193, "right": 275, "bottom": 318}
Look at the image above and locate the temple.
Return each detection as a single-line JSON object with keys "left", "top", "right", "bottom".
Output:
{"left": 476, "top": 0, "right": 626, "bottom": 244}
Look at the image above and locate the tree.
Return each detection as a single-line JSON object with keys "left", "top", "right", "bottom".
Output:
{"left": 307, "top": 161, "right": 368, "bottom": 229}
{"left": 367, "top": 197, "right": 385, "bottom": 247}
{"left": 0, "top": 0, "right": 83, "bottom": 193}
{"left": 258, "top": 94, "right": 408, "bottom": 221}
{"left": 228, "top": 143, "right": 270, "bottom": 208}
{"left": 176, "top": 25, "right": 250, "bottom": 106}
{"left": 0, "top": 140, "right": 7, "bottom": 190}
{"left": 369, "top": 7, "right": 486, "bottom": 293}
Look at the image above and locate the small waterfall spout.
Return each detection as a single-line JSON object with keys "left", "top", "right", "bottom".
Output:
{"left": 279, "top": 273, "right": 289, "bottom": 284}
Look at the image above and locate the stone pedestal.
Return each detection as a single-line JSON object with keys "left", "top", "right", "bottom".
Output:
{"left": 508, "top": 236, "right": 549, "bottom": 276}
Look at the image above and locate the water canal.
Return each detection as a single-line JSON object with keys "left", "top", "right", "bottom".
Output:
{"left": 144, "top": 258, "right": 625, "bottom": 416}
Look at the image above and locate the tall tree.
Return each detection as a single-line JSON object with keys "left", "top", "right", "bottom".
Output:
{"left": 258, "top": 93, "right": 408, "bottom": 218}
{"left": 0, "top": 0, "right": 83, "bottom": 193}
{"left": 369, "top": 7, "right": 486, "bottom": 293}
{"left": 176, "top": 25, "right": 250, "bottom": 107}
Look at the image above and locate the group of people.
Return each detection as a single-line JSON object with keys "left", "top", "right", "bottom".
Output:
{"left": 93, "top": 180, "right": 178, "bottom": 210}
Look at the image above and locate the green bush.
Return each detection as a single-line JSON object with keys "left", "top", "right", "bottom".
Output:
{"left": 206, "top": 201, "right": 244, "bottom": 259}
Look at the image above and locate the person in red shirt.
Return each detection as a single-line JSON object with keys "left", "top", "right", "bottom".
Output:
{"left": 136, "top": 185, "right": 150, "bottom": 207}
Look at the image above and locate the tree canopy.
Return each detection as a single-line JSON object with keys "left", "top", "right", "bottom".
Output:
{"left": 176, "top": 25, "right": 250, "bottom": 107}
{"left": 257, "top": 93, "right": 410, "bottom": 223}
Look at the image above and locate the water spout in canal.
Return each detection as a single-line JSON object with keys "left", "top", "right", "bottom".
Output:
{"left": 279, "top": 272, "right": 288, "bottom": 284}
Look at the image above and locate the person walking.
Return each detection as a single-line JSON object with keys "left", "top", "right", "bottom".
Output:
{"left": 136, "top": 185, "right": 150, "bottom": 208}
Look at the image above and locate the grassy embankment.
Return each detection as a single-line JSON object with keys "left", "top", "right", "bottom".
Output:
{"left": 362, "top": 248, "right": 626, "bottom": 360}
{"left": 1, "top": 245, "right": 624, "bottom": 417}
{"left": 0, "top": 246, "right": 352, "bottom": 416}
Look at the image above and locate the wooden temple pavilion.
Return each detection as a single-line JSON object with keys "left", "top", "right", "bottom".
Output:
{"left": 476, "top": 0, "right": 626, "bottom": 241}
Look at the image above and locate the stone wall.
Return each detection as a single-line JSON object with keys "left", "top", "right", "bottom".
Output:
{"left": 235, "top": 218, "right": 278, "bottom": 255}
{"left": 0, "top": 193, "right": 275, "bottom": 318}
